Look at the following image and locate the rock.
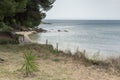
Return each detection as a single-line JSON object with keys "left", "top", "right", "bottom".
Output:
{"left": 58, "top": 30, "right": 61, "bottom": 32}
{"left": 28, "top": 28, "right": 33, "bottom": 31}
{"left": 20, "top": 27, "right": 29, "bottom": 31}
{"left": 64, "top": 30, "right": 68, "bottom": 32}
{"left": 0, "top": 58, "right": 4, "bottom": 63}
{"left": 34, "top": 28, "right": 47, "bottom": 32}
{"left": 57, "top": 30, "right": 68, "bottom": 32}
{"left": 42, "top": 22, "right": 52, "bottom": 24}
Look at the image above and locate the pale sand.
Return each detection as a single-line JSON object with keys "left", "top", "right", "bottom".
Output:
{"left": 0, "top": 51, "right": 120, "bottom": 80}
{"left": 15, "top": 31, "right": 37, "bottom": 43}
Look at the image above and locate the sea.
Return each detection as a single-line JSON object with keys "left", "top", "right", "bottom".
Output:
{"left": 30, "top": 20, "right": 120, "bottom": 58}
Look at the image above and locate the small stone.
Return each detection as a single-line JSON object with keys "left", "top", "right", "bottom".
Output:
{"left": 0, "top": 58, "right": 4, "bottom": 63}
{"left": 58, "top": 30, "right": 61, "bottom": 32}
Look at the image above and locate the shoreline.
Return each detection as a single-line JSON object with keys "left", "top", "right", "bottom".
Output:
{"left": 15, "top": 31, "right": 37, "bottom": 43}
{"left": 14, "top": 29, "right": 120, "bottom": 61}
{"left": 14, "top": 27, "right": 47, "bottom": 44}
{"left": 17, "top": 30, "right": 118, "bottom": 60}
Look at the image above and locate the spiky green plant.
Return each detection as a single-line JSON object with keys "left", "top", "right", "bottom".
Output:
{"left": 21, "top": 51, "right": 38, "bottom": 77}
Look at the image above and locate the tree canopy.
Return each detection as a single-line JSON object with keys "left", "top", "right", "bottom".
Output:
{"left": 0, "top": 0, "right": 55, "bottom": 31}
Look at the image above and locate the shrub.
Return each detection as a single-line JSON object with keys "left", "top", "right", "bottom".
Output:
{"left": 0, "top": 38, "right": 18, "bottom": 44}
{"left": 91, "top": 51, "right": 100, "bottom": 63}
{"left": 0, "top": 32, "right": 19, "bottom": 44}
{"left": 0, "top": 22, "right": 13, "bottom": 32}
{"left": 20, "top": 51, "right": 39, "bottom": 77}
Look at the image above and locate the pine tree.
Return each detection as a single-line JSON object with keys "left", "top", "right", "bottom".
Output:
{"left": 0, "top": 0, "right": 56, "bottom": 31}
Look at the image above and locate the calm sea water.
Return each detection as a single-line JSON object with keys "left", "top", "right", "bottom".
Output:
{"left": 31, "top": 20, "right": 120, "bottom": 58}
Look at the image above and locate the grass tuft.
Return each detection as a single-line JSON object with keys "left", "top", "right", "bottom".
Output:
{"left": 20, "top": 51, "right": 39, "bottom": 77}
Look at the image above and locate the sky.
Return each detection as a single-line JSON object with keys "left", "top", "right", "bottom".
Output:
{"left": 45, "top": 0, "right": 120, "bottom": 20}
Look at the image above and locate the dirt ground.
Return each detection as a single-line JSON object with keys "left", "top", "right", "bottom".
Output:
{"left": 0, "top": 49, "right": 120, "bottom": 80}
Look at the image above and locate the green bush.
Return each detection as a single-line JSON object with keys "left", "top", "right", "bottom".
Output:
{"left": 20, "top": 51, "right": 39, "bottom": 77}
{"left": 0, "top": 38, "right": 18, "bottom": 44}
{"left": 0, "top": 22, "right": 13, "bottom": 32}
{"left": 0, "top": 31, "right": 19, "bottom": 44}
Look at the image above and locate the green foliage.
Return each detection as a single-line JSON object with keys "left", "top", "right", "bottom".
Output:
{"left": 0, "top": 31, "right": 19, "bottom": 44}
{"left": 39, "top": 0, "right": 56, "bottom": 11}
{"left": 0, "top": 22, "right": 13, "bottom": 32}
{"left": 0, "top": 38, "right": 18, "bottom": 44}
{"left": 0, "top": 0, "right": 56, "bottom": 30}
{"left": 21, "top": 51, "right": 39, "bottom": 77}
{"left": 92, "top": 51, "right": 100, "bottom": 61}
{"left": 15, "top": 0, "right": 27, "bottom": 13}
{"left": 0, "top": 0, "right": 16, "bottom": 16}
{"left": 88, "top": 51, "right": 101, "bottom": 65}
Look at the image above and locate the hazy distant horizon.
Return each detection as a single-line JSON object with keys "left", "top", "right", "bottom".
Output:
{"left": 44, "top": 19, "right": 120, "bottom": 20}
{"left": 46, "top": 0, "right": 120, "bottom": 20}
{"left": 42, "top": 19, "right": 120, "bottom": 25}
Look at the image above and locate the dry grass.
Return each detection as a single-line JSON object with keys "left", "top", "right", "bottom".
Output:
{"left": 0, "top": 44, "right": 120, "bottom": 80}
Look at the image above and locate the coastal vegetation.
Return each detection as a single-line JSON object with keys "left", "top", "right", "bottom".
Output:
{"left": 0, "top": 44, "right": 120, "bottom": 79}
{"left": 0, "top": 0, "right": 55, "bottom": 32}
{"left": 0, "top": 0, "right": 120, "bottom": 80}
{"left": 0, "top": 0, "right": 55, "bottom": 44}
{"left": 20, "top": 51, "right": 39, "bottom": 77}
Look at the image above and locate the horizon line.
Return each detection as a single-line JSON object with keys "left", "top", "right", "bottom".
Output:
{"left": 44, "top": 19, "right": 120, "bottom": 20}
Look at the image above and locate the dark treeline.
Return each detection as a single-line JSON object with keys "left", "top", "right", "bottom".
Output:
{"left": 0, "top": 0, "right": 55, "bottom": 32}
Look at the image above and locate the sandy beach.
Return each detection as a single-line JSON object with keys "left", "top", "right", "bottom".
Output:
{"left": 15, "top": 31, "right": 37, "bottom": 43}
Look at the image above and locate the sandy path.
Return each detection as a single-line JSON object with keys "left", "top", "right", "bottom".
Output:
{"left": 15, "top": 31, "right": 37, "bottom": 43}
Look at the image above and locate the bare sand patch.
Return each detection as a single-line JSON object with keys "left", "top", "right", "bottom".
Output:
{"left": 15, "top": 31, "right": 37, "bottom": 43}
{"left": 0, "top": 48, "right": 120, "bottom": 80}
